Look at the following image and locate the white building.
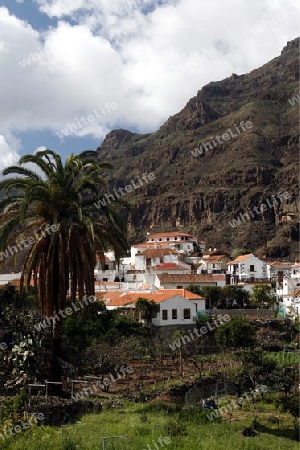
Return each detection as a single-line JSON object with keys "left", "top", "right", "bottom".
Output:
{"left": 131, "top": 232, "right": 205, "bottom": 262}
{"left": 197, "top": 255, "right": 228, "bottom": 273}
{"left": 276, "top": 265, "right": 300, "bottom": 317}
{"left": 266, "top": 261, "right": 292, "bottom": 281}
{"left": 227, "top": 254, "right": 267, "bottom": 284}
{"left": 134, "top": 248, "right": 189, "bottom": 271}
{"left": 101, "top": 289, "right": 206, "bottom": 327}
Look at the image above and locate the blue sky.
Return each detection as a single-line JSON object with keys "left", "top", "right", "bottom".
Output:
{"left": 0, "top": 0, "right": 299, "bottom": 172}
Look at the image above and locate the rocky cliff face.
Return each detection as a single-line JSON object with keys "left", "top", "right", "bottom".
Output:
{"left": 97, "top": 38, "right": 299, "bottom": 259}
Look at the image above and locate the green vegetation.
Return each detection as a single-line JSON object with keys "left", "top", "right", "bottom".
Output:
{"left": 0, "top": 150, "right": 128, "bottom": 380}
{"left": 0, "top": 399, "right": 298, "bottom": 450}
{"left": 215, "top": 316, "right": 256, "bottom": 349}
{"left": 250, "top": 285, "right": 278, "bottom": 308}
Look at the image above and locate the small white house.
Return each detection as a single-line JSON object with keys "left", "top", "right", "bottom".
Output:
{"left": 135, "top": 248, "right": 187, "bottom": 271}
{"left": 131, "top": 231, "right": 205, "bottom": 262}
{"left": 197, "top": 255, "right": 228, "bottom": 273}
{"left": 227, "top": 254, "right": 267, "bottom": 284}
{"left": 101, "top": 289, "right": 206, "bottom": 327}
{"left": 266, "top": 261, "right": 292, "bottom": 281}
{"left": 152, "top": 295, "right": 202, "bottom": 327}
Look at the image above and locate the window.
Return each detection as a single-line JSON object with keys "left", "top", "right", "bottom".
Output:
{"left": 177, "top": 285, "right": 183, "bottom": 289}
{"left": 250, "top": 265, "right": 255, "bottom": 272}
{"left": 162, "top": 310, "right": 168, "bottom": 320}
{"left": 183, "top": 309, "right": 191, "bottom": 319}
{"left": 103, "top": 278, "right": 108, "bottom": 282}
{"left": 172, "top": 309, "right": 177, "bottom": 319}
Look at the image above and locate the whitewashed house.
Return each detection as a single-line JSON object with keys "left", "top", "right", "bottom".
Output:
{"left": 101, "top": 289, "right": 206, "bottom": 327}
{"left": 266, "top": 261, "right": 292, "bottom": 281}
{"left": 227, "top": 254, "right": 267, "bottom": 284}
{"left": 131, "top": 231, "right": 205, "bottom": 262}
{"left": 134, "top": 248, "right": 190, "bottom": 271}
{"left": 152, "top": 294, "right": 204, "bottom": 327}
{"left": 276, "top": 264, "right": 300, "bottom": 317}
{"left": 197, "top": 255, "right": 228, "bottom": 273}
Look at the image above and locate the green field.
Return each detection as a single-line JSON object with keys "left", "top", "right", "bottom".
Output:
{"left": 1, "top": 399, "right": 298, "bottom": 450}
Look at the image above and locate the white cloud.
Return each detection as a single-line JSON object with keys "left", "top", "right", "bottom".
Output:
{"left": 0, "top": 135, "right": 20, "bottom": 176}
{"left": 0, "top": 0, "right": 299, "bottom": 150}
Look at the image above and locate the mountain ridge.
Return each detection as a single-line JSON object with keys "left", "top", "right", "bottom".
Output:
{"left": 97, "top": 37, "right": 299, "bottom": 259}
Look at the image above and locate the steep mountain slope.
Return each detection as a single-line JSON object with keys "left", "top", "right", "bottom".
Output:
{"left": 97, "top": 38, "right": 299, "bottom": 259}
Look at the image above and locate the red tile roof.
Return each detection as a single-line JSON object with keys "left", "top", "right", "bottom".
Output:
{"left": 102, "top": 289, "right": 205, "bottom": 307}
{"left": 148, "top": 232, "right": 197, "bottom": 239}
{"left": 157, "top": 274, "right": 222, "bottom": 283}
{"left": 202, "top": 255, "right": 227, "bottom": 262}
{"left": 133, "top": 241, "right": 171, "bottom": 248}
{"left": 227, "top": 254, "right": 254, "bottom": 264}
{"left": 268, "top": 261, "right": 292, "bottom": 268}
{"left": 153, "top": 263, "right": 187, "bottom": 271}
{"left": 138, "top": 248, "right": 179, "bottom": 258}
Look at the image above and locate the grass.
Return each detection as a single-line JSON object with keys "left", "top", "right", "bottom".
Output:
{"left": 0, "top": 398, "right": 298, "bottom": 450}
{"left": 267, "top": 352, "right": 300, "bottom": 365}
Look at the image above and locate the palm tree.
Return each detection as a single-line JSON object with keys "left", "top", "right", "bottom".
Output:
{"left": 0, "top": 149, "right": 128, "bottom": 380}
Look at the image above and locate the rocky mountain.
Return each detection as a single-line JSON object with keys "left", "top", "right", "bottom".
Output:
{"left": 97, "top": 38, "right": 299, "bottom": 260}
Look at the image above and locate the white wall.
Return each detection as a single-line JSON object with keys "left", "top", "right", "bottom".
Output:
{"left": 228, "top": 255, "right": 267, "bottom": 280}
{"left": 152, "top": 295, "right": 198, "bottom": 326}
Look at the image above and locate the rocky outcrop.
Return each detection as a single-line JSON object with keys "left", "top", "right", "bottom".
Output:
{"left": 97, "top": 38, "right": 300, "bottom": 259}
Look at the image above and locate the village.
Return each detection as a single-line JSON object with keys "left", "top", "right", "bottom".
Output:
{"left": 1, "top": 231, "right": 299, "bottom": 328}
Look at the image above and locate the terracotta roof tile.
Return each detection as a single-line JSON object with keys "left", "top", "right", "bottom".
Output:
{"left": 227, "top": 254, "right": 254, "bottom": 264}
{"left": 153, "top": 263, "right": 187, "bottom": 271}
{"left": 138, "top": 248, "right": 179, "bottom": 258}
{"left": 148, "top": 232, "right": 197, "bottom": 239}
{"left": 202, "top": 255, "right": 227, "bottom": 262}
{"left": 102, "top": 289, "right": 205, "bottom": 306}
{"left": 269, "top": 261, "right": 292, "bottom": 268}
{"left": 157, "top": 274, "right": 220, "bottom": 283}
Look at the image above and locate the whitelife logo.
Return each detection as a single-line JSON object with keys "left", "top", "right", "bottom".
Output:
{"left": 169, "top": 314, "right": 231, "bottom": 351}
{"left": 34, "top": 295, "right": 96, "bottom": 331}
{"left": 71, "top": 365, "right": 133, "bottom": 402}
{"left": 287, "top": 93, "right": 300, "bottom": 106}
{"left": 55, "top": 103, "right": 118, "bottom": 139}
{"left": 191, "top": 121, "right": 253, "bottom": 158}
{"left": 0, "top": 224, "right": 59, "bottom": 262}
{"left": 228, "top": 191, "right": 290, "bottom": 228}
{"left": 94, "top": 172, "right": 155, "bottom": 209}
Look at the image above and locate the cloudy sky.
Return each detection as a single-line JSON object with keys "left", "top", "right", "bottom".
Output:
{"left": 0, "top": 0, "right": 299, "bottom": 173}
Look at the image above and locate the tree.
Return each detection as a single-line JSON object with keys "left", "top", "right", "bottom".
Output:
{"left": 186, "top": 284, "right": 203, "bottom": 296}
{"left": 135, "top": 297, "right": 160, "bottom": 325}
{"left": 201, "top": 286, "right": 225, "bottom": 309}
{"left": 250, "top": 285, "right": 278, "bottom": 308}
{"left": 0, "top": 149, "right": 128, "bottom": 380}
{"left": 215, "top": 316, "right": 256, "bottom": 349}
{"left": 222, "top": 285, "right": 249, "bottom": 309}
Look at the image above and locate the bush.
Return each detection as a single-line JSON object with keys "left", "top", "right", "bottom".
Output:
{"left": 163, "top": 419, "right": 187, "bottom": 437}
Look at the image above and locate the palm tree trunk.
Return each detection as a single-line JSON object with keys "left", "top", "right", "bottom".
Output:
{"left": 49, "top": 320, "right": 63, "bottom": 386}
